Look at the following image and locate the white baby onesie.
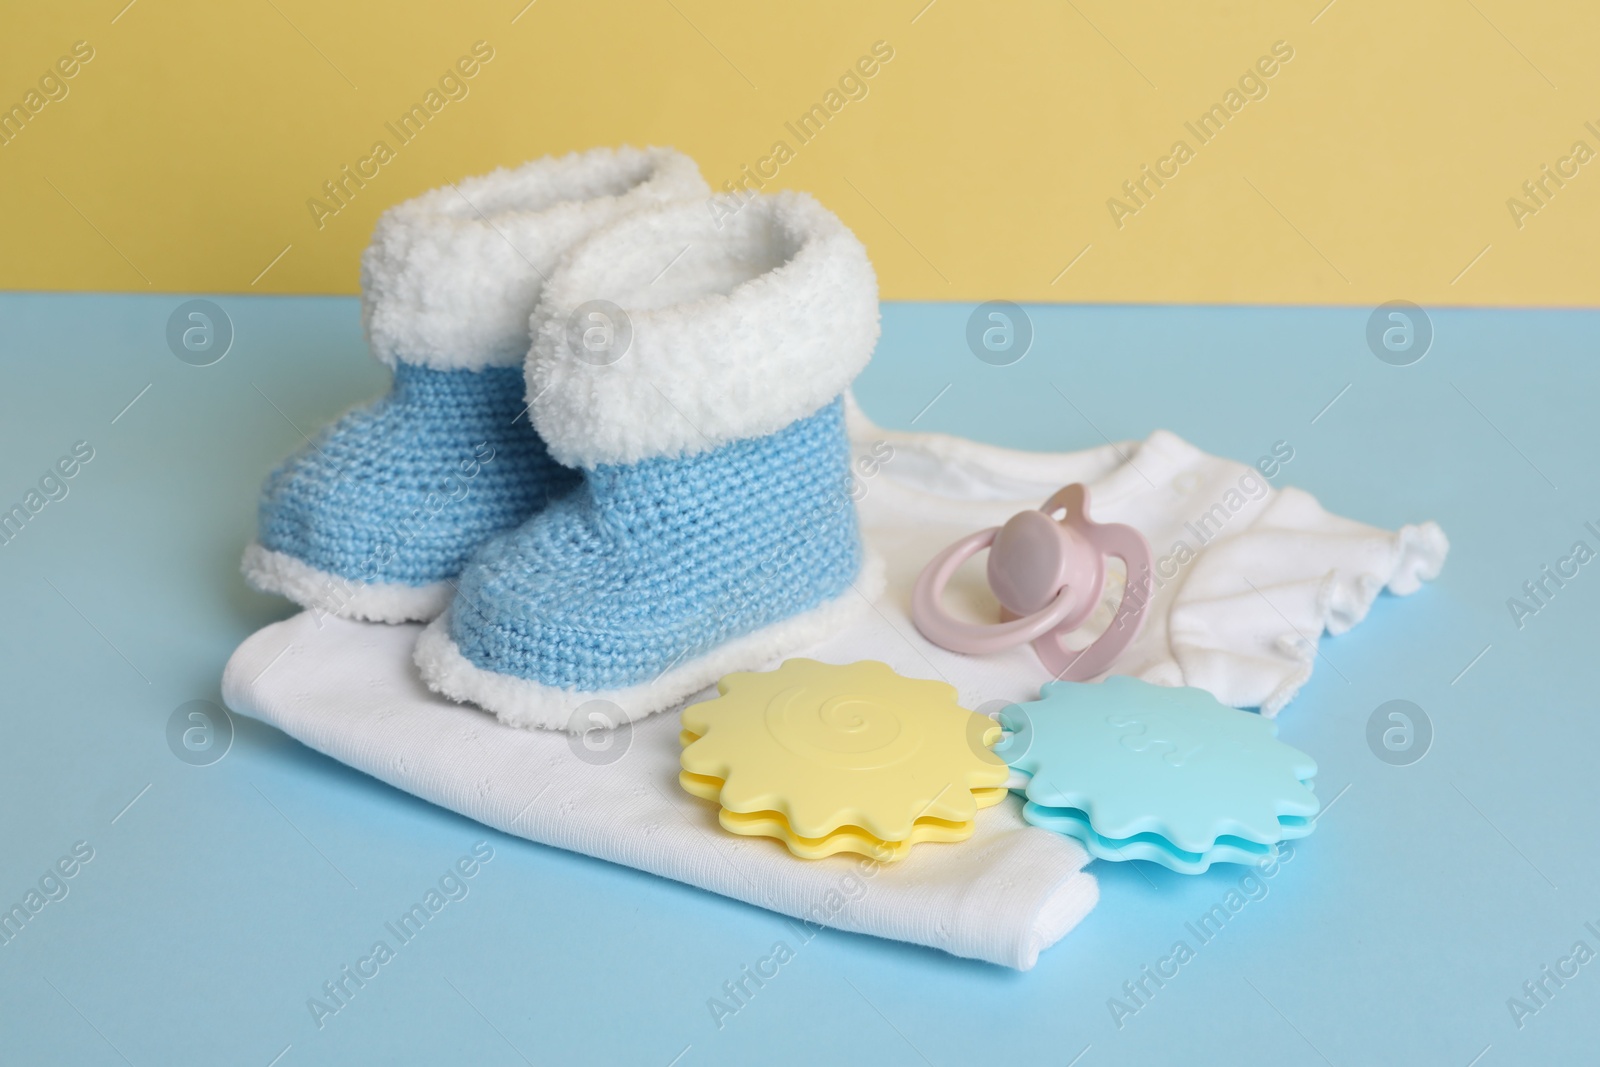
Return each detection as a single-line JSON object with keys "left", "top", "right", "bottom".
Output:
{"left": 221, "top": 410, "right": 1446, "bottom": 970}
{"left": 838, "top": 403, "right": 1447, "bottom": 718}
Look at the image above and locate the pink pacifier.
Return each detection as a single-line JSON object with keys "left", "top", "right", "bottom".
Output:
{"left": 911, "top": 484, "right": 1153, "bottom": 680}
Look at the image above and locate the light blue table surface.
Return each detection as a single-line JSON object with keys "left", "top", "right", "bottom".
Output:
{"left": 2, "top": 293, "right": 1596, "bottom": 1066}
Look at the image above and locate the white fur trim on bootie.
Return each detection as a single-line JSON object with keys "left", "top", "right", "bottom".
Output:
{"left": 241, "top": 543, "right": 454, "bottom": 624}
{"left": 413, "top": 552, "right": 887, "bottom": 731}
{"left": 361, "top": 146, "right": 708, "bottom": 372}
{"left": 526, "top": 191, "right": 881, "bottom": 468}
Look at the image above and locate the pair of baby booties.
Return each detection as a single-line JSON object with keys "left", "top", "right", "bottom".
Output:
{"left": 242, "top": 147, "right": 885, "bottom": 732}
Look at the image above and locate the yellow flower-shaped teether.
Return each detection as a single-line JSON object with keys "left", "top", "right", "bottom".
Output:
{"left": 679, "top": 659, "right": 1010, "bottom": 861}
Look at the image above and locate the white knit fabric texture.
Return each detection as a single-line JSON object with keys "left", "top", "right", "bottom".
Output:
{"left": 362, "top": 146, "right": 708, "bottom": 371}
{"left": 221, "top": 410, "right": 1446, "bottom": 970}
{"left": 838, "top": 401, "right": 1448, "bottom": 718}
{"left": 526, "top": 192, "right": 880, "bottom": 467}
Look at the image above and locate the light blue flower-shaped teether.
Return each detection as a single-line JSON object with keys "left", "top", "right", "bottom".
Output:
{"left": 996, "top": 676, "right": 1319, "bottom": 873}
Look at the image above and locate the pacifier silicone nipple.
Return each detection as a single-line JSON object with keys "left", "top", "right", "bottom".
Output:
{"left": 911, "top": 483, "right": 1153, "bottom": 680}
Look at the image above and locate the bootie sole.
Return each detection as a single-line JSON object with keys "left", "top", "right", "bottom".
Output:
{"left": 413, "top": 551, "right": 888, "bottom": 731}
{"left": 242, "top": 543, "right": 454, "bottom": 624}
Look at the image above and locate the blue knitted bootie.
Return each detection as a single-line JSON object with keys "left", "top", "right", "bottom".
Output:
{"left": 415, "top": 193, "right": 885, "bottom": 728}
{"left": 242, "top": 147, "right": 708, "bottom": 622}
{"left": 249, "top": 363, "right": 579, "bottom": 621}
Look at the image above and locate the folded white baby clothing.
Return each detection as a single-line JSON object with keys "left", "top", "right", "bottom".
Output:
{"left": 222, "top": 406, "right": 1446, "bottom": 969}
{"left": 835, "top": 401, "right": 1448, "bottom": 718}
{"left": 223, "top": 615, "right": 1097, "bottom": 970}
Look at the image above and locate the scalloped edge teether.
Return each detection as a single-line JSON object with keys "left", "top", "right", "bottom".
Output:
{"left": 1021, "top": 803, "right": 1278, "bottom": 874}
{"left": 997, "top": 677, "right": 1321, "bottom": 871}
{"left": 720, "top": 807, "right": 976, "bottom": 861}
{"left": 680, "top": 767, "right": 1009, "bottom": 861}
{"left": 676, "top": 660, "right": 1011, "bottom": 861}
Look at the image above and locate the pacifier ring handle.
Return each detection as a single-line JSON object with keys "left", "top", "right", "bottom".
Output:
{"left": 911, "top": 528, "right": 1082, "bottom": 653}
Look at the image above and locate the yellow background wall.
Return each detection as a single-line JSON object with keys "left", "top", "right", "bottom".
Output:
{"left": 3, "top": 0, "right": 1595, "bottom": 304}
